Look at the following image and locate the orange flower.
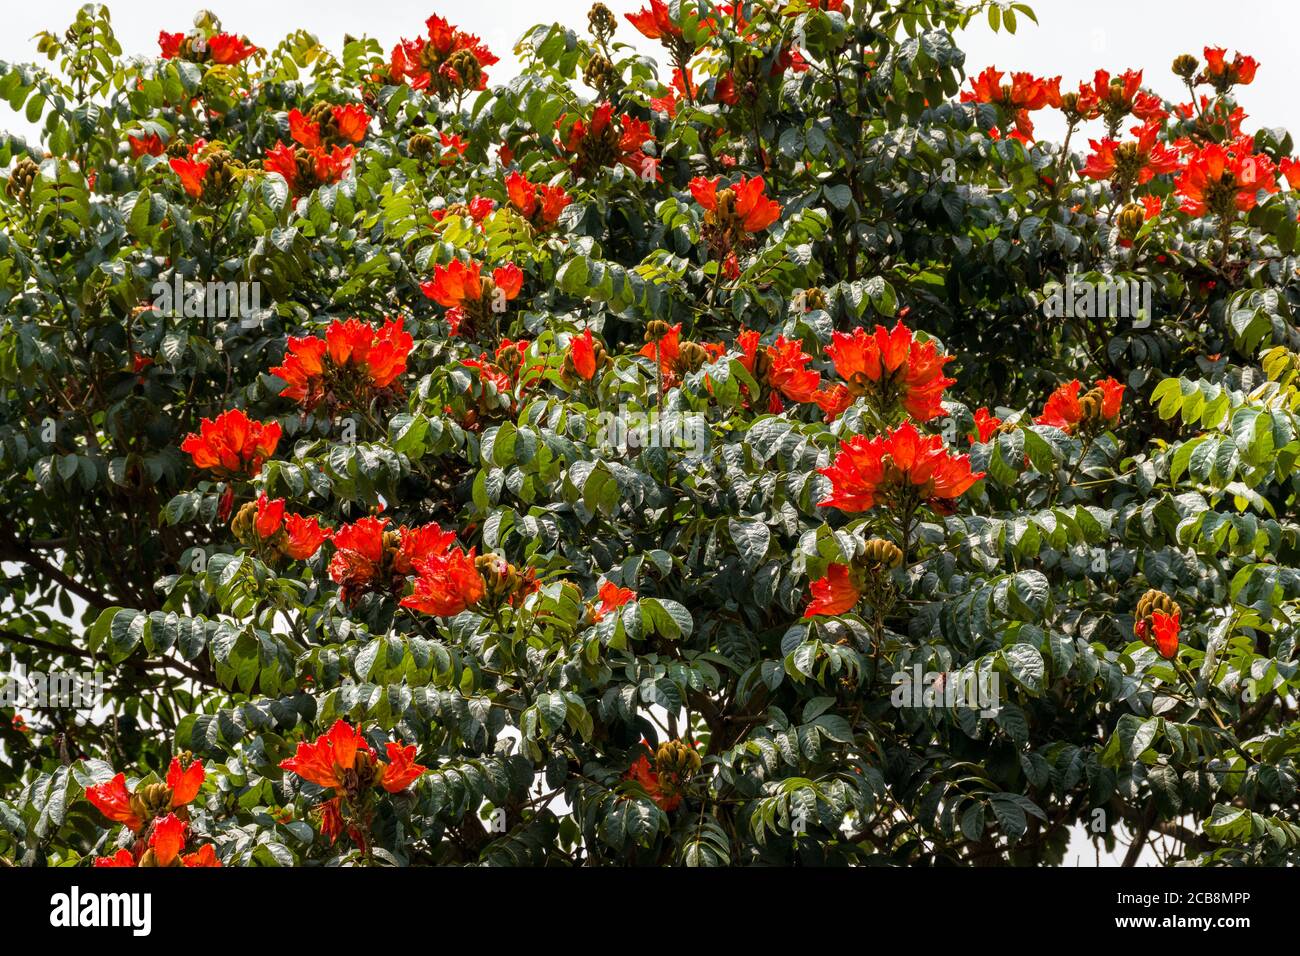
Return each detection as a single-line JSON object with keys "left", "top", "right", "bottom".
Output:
{"left": 569, "top": 328, "right": 599, "bottom": 381}
{"left": 400, "top": 548, "right": 486, "bottom": 617}
{"left": 626, "top": 0, "right": 682, "bottom": 41}
{"left": 559, "top": 103, "right": 660, "bottom": 181}
{"left": 149, "top": 813, "right": 187, "bottom": 867}
{"left": 421, "top": 259, "right": 483, "bottom": 307}
{"left": 270, "top": 318, "right": 412, "bottom": 410}
{"left": 332, "top": 104, "right": 370, "bottom": 143}
{"left": 207, "top": 33, "right": 259, "bottom": 65}
{"left": 279, "top": 719, "right": 375, "bottom": 789}
{"left": 826, "top": 322, "right": 955, "bottom": 422}
{"left": 182, "top": 844, "right": 222, "bottom": 867}
{"left": 288, "top": 108, "right": 322, "bottom": 149}
{"left": 158, "top": 31, "right": 183, "bottom": 59}
{"left": 1080, "top": 122, "right": 1181, "bottom": 185}
{"left": 1176, "top": 141, "right": 1278, "bottom": 217}
{"left": 165, "top": 756, "right": 205, "bottom": 807}
{"left": 169, "top": 157, "right": 208, "bottom": 198}
{"left": 971, "top": 407, "right": 1002, "bottom": 443}
{"left": 327, "top": 515, "right": 389, "bottom": 600}
{"left": 86, "top": 773, "right": 144, "bottom": 832}
{"left": 504, "top": 171, "right": 573, "bottom": 228}
{"left": 284, "top": 513, "right": 330, "bottom": 560}
{"left": 803, "top": 564, "right": 861, "bottom": 618}
{"left": 1035, "top": 378, "right": 1124, "bottom": 432}
{"left": 813, "top": 384, "right": 854, "bottom": 422}
{"left": 94, "top": 849, "right": 137, "bottom": 867}
{"left": 254, "top": 492, "right": 285, "bottom": 538}
{"left": 180, "top": 408, "right": 281, "bottom": 478}
{"left": 818, "top": 422, "right": 983, "bottom": 513}
{"left": 388, "top": 15, "right": 498, "bottom": 93}
{"left": 1201, "top": 47, "right": 1257, "bottom": 89}
{"left": 592, "top": 580, "right": 636, "bottom": 621}
{"left": 129, "top": 132, "right": 165, "bottom": 157}
{"left": 639, "top": 322, "right": 683, "bottom": 384}
{"left": 1136, "top": 610, "right": 1181, "bottom": 660}
{"left": 264, "top": 140, "right": 298, "bottom": 188}
{"left": 379, "top": 742, "right": 428, "bottom": 793}
{"left": 690, "top": 175, "right": 782, "bottom": 232}
{"left": 319, "top": 797, "right": 344, "bottom": 844}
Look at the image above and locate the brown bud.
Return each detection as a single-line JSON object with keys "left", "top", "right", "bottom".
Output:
{"left": 645, "top": 319, "right": 672, "bottom": 342}
{"left": 408, "top": 133, "right": 435, "bottom": 158}
{"left": 1172, "top": 54, "right": 1199, "bottom": 80}
{"left": 676, "top": 341, "right": 710, "bottom": 373}
{"left": 654, "top": 739, "right": 701, "bottom": 777}
{"left": 862, "top": 537, "right": 903, "bottom": 570}
{"left": 1117, "top": 202, "right": 1145, "bottom": 241}
{"left": 588, "top": 3, "right": 617, "bottom": 40}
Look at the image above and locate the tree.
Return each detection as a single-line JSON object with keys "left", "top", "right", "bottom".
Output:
{"left": 0, "top": 0, "right": 1297, "bottom": 867}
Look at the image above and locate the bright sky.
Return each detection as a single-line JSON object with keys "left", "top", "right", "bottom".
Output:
{"left": 1, "top": 0, "right": 1297, "bottom": 147}
{"left": 8, "top": 0, "right": 1243, "bottom": 865}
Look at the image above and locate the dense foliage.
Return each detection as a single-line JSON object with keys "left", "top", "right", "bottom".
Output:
{"left": 1, "top": 0, "right": 1298, "bottom": 867}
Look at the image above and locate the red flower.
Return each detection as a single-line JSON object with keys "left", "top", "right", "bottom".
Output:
{"left": 690, "top": 175, "right": 782, "bottom": 232}
{"left": 1080, "top": 122, "right": 1181, "bottom": 186}
{"left": 1280, "top": 157, "right": 1300, "bottom": 191}
{"left": 1201, "top": 47, "right": 1257, "bottom": 88}
{"left": 1136, "top": 610, "right": 1181, "bottom": 660}
{"left": 592, "top": 581, "right": 636, "bottom": 622}
{"left": 818, "top": 422, "right": 983, "bottom": 513}
{"left": 400, "top": 548, "right": 486, "bottom": 617}
{"left": 288, "top": 108, "right": 322, "bottom": 149}
{"left": 255, "top": 493, "right": 285, "bottom": 538}
{"left": 165, "top": 756, "right": 205, "bottom": 806}
{"left": 493, "top": 263, "right": 524, "bottom": 299}
{"left": 826, "top": 322, "right": 955, "bottom": 422}
{"left": 813, "top": 384, "right": 854, "bottom": 422}
{"left": 1176, "top": 141, "right": 1278, "bottom": 217}
{"left": 1035, "top": 378, "right": 1125, "bottom": 432}
{"left": 420, "top": 258, "right": 482, "bottom": 307}
{"left": 94, "top": 849, "right": 137, "bottom": 867}
{"left": 389, "top": 15, "right": 498, "bottom": 92}
{"left": 284, "top": 513, "right": 330, "bottom": 560}
{"left": 379, "top": 742, "right": 427, "bottom": 793}
{"left": 736, "top": 330, "right": 821, "bottom": 408}
{"left": 158, "top": 31, "right": 184, "bottom": 59}
{"left": 181, "top": 408, "right": 281, "bottom": 478}
{"left": 86, "top": 773, "right": 143, "bottom": 832}
{"left": 169, "top": 157, "right": 208, "bottom": 198}
{"left": 270, "top": 317, "right": 412, "bottom": 409}
{"left": 182, "top": 845, "right": 221, "bottom": 867}
{"left": 569, "top": 328, "right": 599, "bottom": 381}
{"left": 623, "top": 743, "right": 684, "bottom": 812}
{"left": 639, "top": 322, "right": 683, "bottom": 384}
{"left": 560, "top": 103, "right": 660, "bottom": 181}
{"left": 279, "top": 719, "right": 375, "bottom": 789}
{"left": 439, "top": 132, "right": 468, "bottom": 164}
{"left": 319, "top": 797, "right": 344, "bottom": 844}
{"left": 149, "top": 814, "right": 187, "bottom": 867}
{"left": 971, "top": 407, "right": 1002, "bottom": 444}
{"left": 207, "top": 33, "right": 259, "bottom": 66}
{"left": 264, "top": 140, "right": 298, "bottom": 189}
{"left": 129, "top": 132, "right": 165, "bottom": 157}
{"left": 504, "top": 171, "right": 572, "bottom": 228}
{"left": 803, "top": 564, "right": 861, "bottom": 618}
{"left": 626, "top": 0, "right": 682, "bottom": 41}
{"left": 332, "top": 104, "right": 370, "bottom": 143}
{"left": 327, "top": 516, "right": 388, "bottom": 600}
{"left": 312, "top": 144, "right": 354, "bottom": 184}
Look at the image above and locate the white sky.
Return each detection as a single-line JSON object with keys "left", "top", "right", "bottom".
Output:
{"left": 7, "top": 0, "right": 1238, "bottom": 865}
{"left": 2, "top": 0, "right": 1297, "bottom": 147}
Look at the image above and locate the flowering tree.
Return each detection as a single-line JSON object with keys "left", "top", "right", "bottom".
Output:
{"left": 0, "top": 0, "right": 1298, "bottom": 867}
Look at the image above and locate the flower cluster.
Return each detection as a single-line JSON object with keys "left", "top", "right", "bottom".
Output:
{"left": 819, "top": 422, "right": 984, "bottom": 514}
{"left": 269, "top": 317, "right": 412, "bottom": 412}
{"left": 420, "top": 259, "right": 524, "bottom": 339}
{"left": 558, "top": 103, "right": 660, "bottom": 181}
{"left": 264, "top": 101, "right": 368, "bottom": 194}
{"left": 181, "top": 408, "right": 282, "bottom": 479}
{"left": 389, "top": 14, "right": 498, "bottom": 97}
